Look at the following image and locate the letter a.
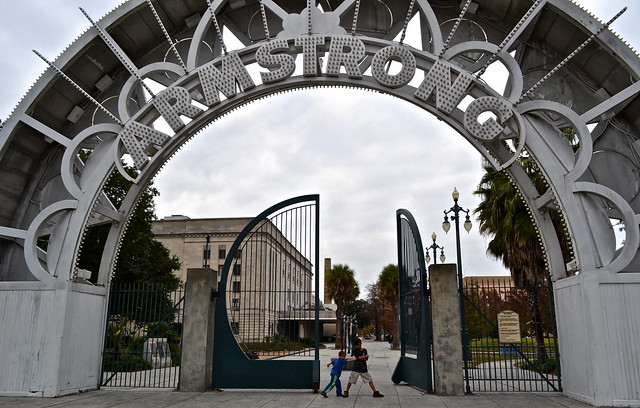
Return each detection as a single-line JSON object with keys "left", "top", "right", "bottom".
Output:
{"left": 119, "top": 121, "right": 170, "bottom": 170}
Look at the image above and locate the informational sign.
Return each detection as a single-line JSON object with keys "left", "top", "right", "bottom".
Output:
{"left": 497, "top": 310, "right": 521, "bottom": 343}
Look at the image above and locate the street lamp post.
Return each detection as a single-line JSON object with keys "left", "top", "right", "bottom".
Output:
{"left": 343, "top": 315, "right": 355, "bottom": 353}
{"left": 425, "top": 232, "right": 446, "bottom": 265}
{"left": 342, "top": 315, "right": 349, "bottom": 352}
{"left": 442, "top": 187, "right": 472, "bottom": 394}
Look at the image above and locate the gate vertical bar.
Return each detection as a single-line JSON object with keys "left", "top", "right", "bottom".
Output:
{"left": 547, "top": 275, "right": 562, "bottom": 391}
{"left": 396, "top": 212, "right": 407, "bottom": 357}
{"left": 314, "top": 197, "right": 320, "bottom": 383}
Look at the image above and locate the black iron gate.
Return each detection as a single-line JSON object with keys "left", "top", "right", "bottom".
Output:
{"left": 100, "top": 283, "right": 185, "bottom": 388}
{"left": 462, "top": 277, "right": 561, "bottom": 392}
{"left": 391, "top": 209, "right": 433, "bottom": 392}
{"left": 212, "top": 195, "right": 321, "bottom": 390}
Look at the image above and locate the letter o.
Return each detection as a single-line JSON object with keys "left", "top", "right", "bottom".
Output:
{"left": 371, "top": 46, "right": 416, "bottom": 89}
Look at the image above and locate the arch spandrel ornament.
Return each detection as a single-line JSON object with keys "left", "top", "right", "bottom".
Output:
{"left": 0, "top": 0, "right": 639, "bottom": 286}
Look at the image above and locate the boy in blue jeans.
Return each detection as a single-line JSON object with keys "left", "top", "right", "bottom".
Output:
{"left": 320, "top": 351, "right": 353, "bottom": 397}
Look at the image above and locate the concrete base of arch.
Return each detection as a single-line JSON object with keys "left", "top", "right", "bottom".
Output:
{"left": 0, "top": 283, "right": 107, "bottom": 397}
{"left": 555, "top": 273, "right": 640, "bottom": 407}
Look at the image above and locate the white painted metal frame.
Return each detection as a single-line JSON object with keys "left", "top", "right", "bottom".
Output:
{"left": 1, "top": 0, "right": 640, "bottom": 404}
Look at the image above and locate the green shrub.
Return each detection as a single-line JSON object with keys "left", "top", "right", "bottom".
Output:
{"left": 147, "top": 322, "right": 180, "bottom": 343}
{"left": 169, "top": 343, "right": 181, "bottom": 366}
{"left": 103, "top": 350, "right": 152, "bottom": 372}
{"left": 517, "top": 357, "right": 558, "bottom": 375}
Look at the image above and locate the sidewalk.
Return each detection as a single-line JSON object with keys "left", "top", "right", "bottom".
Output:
{"left": 0, "top": 340, "right": 591, "bottom": 408}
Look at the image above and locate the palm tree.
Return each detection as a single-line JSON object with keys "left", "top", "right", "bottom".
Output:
{"left": 474, "top": 158, "right": 569, "bottom": 363}
{"left": 366, "top": 283, "right": 384, "bottom": 341}
{"left": 326, "top": 264, "right": 360, "bottom": 350}
{"left": 378, "top": 264, "right": 399, "bottom": 349}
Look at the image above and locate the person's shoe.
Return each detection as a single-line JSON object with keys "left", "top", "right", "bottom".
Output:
{"left": 373, "top": 391, "right": 384, "bottom": 397}
{"left": 320, "top": 391, "right": 327, "bottom": 398}
{"left": 342, "top": 391, "right": 349, "bottom": 398}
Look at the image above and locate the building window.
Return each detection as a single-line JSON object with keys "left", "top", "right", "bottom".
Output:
{"left": 232, "top": 281, "right": 241, "bottom": 292}
{"left": 232, "top": 298, "right": 240, "bottom": 311}
{"left": 233, "top": 264, "right": 241, "bottom": 275}
{"left": 219, "top": 247, "right": 226, "bottom": 259}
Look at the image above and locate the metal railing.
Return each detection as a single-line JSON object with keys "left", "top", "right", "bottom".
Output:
{"left": 462, "top": 277, "right": 561, "bottom": 392}
{"left": 100, "top": 283, "right": 185, "bottom": 388}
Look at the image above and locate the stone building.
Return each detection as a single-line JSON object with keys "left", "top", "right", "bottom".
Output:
{"left": 152, "top": 215, "right": 254, "bottom": 282}
{"left": 152, "top": 215, "right": 315, "bottom": 342}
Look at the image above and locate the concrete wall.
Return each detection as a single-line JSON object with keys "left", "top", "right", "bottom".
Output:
{"left": 555, "top": 273, "right": 640, "bottom": 407}
{"left": 58, "top": 284, "right": 109, "bottom": 395}
{"left": 0, "top": 282, "right": 108, "bottom": 397}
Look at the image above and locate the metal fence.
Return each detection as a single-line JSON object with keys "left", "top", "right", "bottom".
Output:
{"left": 463, "top": 277, "right": 561, "bottom": 392}
{"left": 100, "top": 283, "right": 185, "bottom": 388}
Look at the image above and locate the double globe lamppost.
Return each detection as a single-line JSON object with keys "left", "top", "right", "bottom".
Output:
{"left": 442, "top": 188, "right": 473, "bottom": 288}
{"left": 442, "top": 187, "right": 472, "bottom": 394}
{"left": 425, "top": 232, "right": 446, "bottom": 265}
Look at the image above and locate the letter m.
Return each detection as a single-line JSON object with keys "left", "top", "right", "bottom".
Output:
{"left": 415, "top": 60, "right": 473, "bottom": 114}
{"left": 198, "top": 53, "right": 255, "bottom": 106}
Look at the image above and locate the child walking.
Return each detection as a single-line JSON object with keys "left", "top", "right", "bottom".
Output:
{"left": 320, "top": 350, "right": 352, "bottom": 397}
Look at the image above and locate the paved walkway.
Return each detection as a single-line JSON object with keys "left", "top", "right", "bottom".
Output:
{"left": 0, "top": 341, "right": 591, "bottom": 408}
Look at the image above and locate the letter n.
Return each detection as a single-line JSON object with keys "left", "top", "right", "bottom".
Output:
{"left": 198, "top": 53, "right": 256, "bottom": 106}
{"left": 415, "top": 60, "right": 473, "bottom": 114}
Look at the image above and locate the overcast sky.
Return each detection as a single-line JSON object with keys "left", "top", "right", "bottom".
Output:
{"left": 1, "top": 1, "right": 638, "bottom": 295}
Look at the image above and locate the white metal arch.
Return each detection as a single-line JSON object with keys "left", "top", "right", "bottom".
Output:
{"left": 1, "top": 0, "right": 640, "bottom": 404}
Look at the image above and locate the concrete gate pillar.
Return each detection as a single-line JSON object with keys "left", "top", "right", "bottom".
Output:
{"left": 179, "top": 268, "right": 217, "bottom": 392}
{"left": 430, "top": 264, "right": 464, "bottom": 396}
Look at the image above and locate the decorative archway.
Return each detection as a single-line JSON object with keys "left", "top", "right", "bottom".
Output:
{"left": 0, "top": 0, "right": 639, "bottom": 405}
